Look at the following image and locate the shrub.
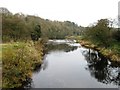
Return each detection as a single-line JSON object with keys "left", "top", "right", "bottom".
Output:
{"left": 2, "top": 41, "right": 43, "bottom": 88}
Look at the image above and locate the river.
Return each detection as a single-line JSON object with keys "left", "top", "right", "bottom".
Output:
{"left": 30, "top": 40, "right": 119, "bottom": 88}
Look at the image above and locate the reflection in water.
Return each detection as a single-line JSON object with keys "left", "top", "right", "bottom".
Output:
{"left": 42, "top": 58, "right": 48, "bottom": 71}
{"left": 82, "top": 49, "right": 120, "bottom": 86}
{"left": 33, "top": 55, "right": 48, "bottom": 73}
{"left": 40, "top": 41, "right": 78, "bottom": 72}
{"left": 33, "top": 42, "right": 78, "bottom": 74}
{"left": 27, "top": 40, "right": 119, "bottom": 88}
{"left": 45, "top": 43, "right": 78, "bottom": 53}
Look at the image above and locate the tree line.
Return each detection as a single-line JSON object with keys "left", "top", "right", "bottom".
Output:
{"left": 2, "top": 8, "right": 120, "bottom": 53}
{"left": 82, "top": 19, "right": 120, "bottom": 54}
{"left": 2, "top": 8, "right": 84, "bottom": 42}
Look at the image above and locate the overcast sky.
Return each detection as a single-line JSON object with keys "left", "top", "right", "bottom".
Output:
{"left": 0, "top": 0, "right": 119, "bottom": 26}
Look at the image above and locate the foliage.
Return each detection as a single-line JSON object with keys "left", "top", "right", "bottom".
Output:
{"left": 83, "top": 19, "right": 111, "bottom": 47}
{"left": 2, "top": 41, "right": 43, "bottom": 88}
{"left": 31, "top": 25, "right": 42, "bottom": 41}
{"left": 112, "top": 29, "right": 120, "bottom": 42}
{"left": 82, "top": 19, "right": 120, "bottom": 60}
{"left": 84, "top": 19, "right": 120, "bottom": 47}
{"left": 2, "top": 8, "right": 84, "bottom": 42}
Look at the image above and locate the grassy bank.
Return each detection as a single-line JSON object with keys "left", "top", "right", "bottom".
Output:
{"left": 79, "top": 39, "right": 120, "bottom": 63}
{"left": 2, "top": 40, "right": 44, "bottom": 88}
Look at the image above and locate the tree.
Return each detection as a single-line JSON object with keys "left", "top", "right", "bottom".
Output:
{"left": 2, "top": 8, "right": 84, "bottom": 42}
{"left": 31, "top": 25, "right": 41, "bottom": 41}
{"left": 95, "top": 19, "right": 110, "bottom": 46}
{"left": 84, "top": 19, "right": 111, "bottom": 47}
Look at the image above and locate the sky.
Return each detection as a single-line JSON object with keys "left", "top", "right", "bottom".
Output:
{"left": 0, "top": 0, "right": 119, "bottom": 26}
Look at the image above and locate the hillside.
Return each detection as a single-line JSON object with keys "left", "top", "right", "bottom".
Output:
{"left": 2, "top": 8, "right": 85, "bottom": 42}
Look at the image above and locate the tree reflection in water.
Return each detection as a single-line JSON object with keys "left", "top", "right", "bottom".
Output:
{"left": 33, "top": 43, "right": 78, "bottom": 73}
{"left": 82, "top": 49, "right": 120, "bottom": 86}
{"left": 45, "top": 43, "right": 78, "bottom": 53}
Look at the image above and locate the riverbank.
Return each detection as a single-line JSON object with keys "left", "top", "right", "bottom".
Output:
{"left": 2, "top": 40, "right": 44, "bottom": 88}
{"left": 79, "top": 39, "right": 120, "bottom": 64}
{"left": 32, "top": 39, "right": 119, "bottom": 88}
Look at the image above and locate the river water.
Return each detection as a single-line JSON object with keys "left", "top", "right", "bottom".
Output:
{"left": 31, "top": 40, "right": 119, "bottom": 88}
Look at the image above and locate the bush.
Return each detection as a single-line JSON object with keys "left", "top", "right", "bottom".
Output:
{"left": 2, "top": 41, "right": 43, "bottom": 88}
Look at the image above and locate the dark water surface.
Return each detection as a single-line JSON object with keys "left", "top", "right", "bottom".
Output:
{"left": 31, "top": 40, "right": 119, "bottom": 88}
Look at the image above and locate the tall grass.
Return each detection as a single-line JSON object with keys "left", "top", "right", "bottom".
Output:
{"left": 2, "top": 41, "right": 43, "bottom": 88}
